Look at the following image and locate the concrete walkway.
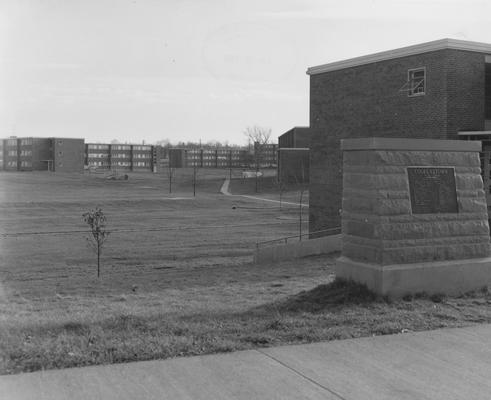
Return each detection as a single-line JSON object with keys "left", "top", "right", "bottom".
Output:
{"left": 220, "top": 178, "right": 308, "bottom": 207}
{"left": 2, "top": 324, "right": 491, "bottom": 399}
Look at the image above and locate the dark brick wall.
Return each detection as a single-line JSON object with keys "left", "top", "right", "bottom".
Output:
{"left": 53, "top": 138, "right": 85, "bottom": 172}
{"left": 486, "top": 63, "right": 491, "bottom": 119}
{"left": 31, "top": 138, "right": 51, "bottom": 170}
{"left": 169, "top": 148, "right": 186, "bottom": 168}
{"left": 278, "top": 127, "right": 311, "bottom": 148}
{"left": 293, "top": 127, "right": 311, "bottom": 148}
{"left": 309, "top": 48, "right": 488, "bottom": 233}
{"left": 279, "top": 128, "right": 295, "bottom": 148}
{"left": 446, "top": 51, "right": 486, "bottom": 136}
{"left": 278, "top": 149, "right": 310, "bottom": 184}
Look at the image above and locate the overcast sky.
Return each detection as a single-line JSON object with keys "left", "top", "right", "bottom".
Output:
{"left": 1, "top": 0, "right": 491, "bottom": 145}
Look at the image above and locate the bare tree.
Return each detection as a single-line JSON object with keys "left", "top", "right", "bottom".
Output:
{"left": 83, "top": 208, "right": 110, "bottom": 278}
{"left": 243, "top": 125, "right": 272, "bottom": 193}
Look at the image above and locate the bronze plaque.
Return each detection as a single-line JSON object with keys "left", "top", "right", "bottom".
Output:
{"left": 407, "top": 167, "right": 458, "bottom": 214}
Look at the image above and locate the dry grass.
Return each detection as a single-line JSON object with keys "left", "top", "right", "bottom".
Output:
{"left": 3, "top": 272, "right": 491, "bottom": 375}
{"left": 2, "top": 171, "right": 491, "bottom": 375}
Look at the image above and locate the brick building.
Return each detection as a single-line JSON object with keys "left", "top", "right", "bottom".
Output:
{"left": 184, "top": 148, "right": 250, "bottom": 168}
{"left": 278, "top": 127, "right": 310, "bottom": 184}
{"left": 307, "top": 38, "right": 491, "bottom": 234}
{"left": 0, "top": 137, "right": 84, "bottom": 172}
{"left": 254, "top": 142, "right": 278, "bottom": 168}
{"left": 85, "top": 143, "right": 163, "bottom": 172}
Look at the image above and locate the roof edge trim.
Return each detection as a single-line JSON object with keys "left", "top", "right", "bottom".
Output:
{"left": 307, "top": 38, "right": 491, "bottom": 75}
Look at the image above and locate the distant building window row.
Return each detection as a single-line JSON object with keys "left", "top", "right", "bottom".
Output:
{"left": 89, "top": 161, "right": 108, "bottom": 166}
{"left": 112, "top": 145, "right": 131, "bottom": 150}
{"left": 21, "top": 161, "right": 32, "bottom": 167}
{"left": 20, "top": 150, "right": 32, "bottom": 156}
{"left": 133, "top": 153, "right": 150, "bottom": 158}
{"left": 87, "top": 160, "right": 150, "bottom": 168}
{"left": 88, "top": 153, "right": 110, "bottom": 158}
{"left": 88, "top": 144, "right": 110, "bottom": 150}
{"left": 21, "top": 138, "right": 32, "bottom": 146}
{"left": 8, "top": 150, "right": 17, "bottom": 156}
{"left": 133, "top": 146, "right": 151, "bottom": 151}
{"left": 6, "top": 139, "right": 17, "bottom": 146}
{"left": 7, "top": 161, "right": 17, "bottom": 167}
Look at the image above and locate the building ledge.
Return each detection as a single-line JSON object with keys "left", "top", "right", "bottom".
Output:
{"left": 307, "top": 38, "right": 491, "bottom": 76}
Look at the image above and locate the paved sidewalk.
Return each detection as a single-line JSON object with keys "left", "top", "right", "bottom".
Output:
{"left": 2, "top": 324, "right": 491, "bottom": 399}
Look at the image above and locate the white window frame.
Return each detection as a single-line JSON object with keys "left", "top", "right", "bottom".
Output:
{"left": 408, "top": 67, "right": 426, "bottom": 97}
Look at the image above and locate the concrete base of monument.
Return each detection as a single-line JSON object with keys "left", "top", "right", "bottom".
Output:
{"left": 336, "top": 256, "right": 491, "bottom": 298}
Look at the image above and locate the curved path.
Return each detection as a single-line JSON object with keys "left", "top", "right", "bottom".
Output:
{"left": 220, "top": 179, "right": 308, "bottom": 207}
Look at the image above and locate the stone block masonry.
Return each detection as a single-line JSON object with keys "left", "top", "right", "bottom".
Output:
{"left": 336, "top": 138, "right": 491, "bottom": 297}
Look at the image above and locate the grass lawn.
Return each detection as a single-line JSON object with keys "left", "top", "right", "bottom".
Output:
{"left": 1, "top": 170, "right": 491, "bottom": 375}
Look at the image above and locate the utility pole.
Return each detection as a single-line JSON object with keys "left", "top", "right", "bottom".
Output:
{"left": 229, "top": 150, "right": 232, "bottom": 180}
{"left": 193, "top": 164, "right": 197, "bottom": 197}
{"left": 299, "top": 190, "right": 304, "bottom": 241}
{"left": 298, "top": 161, "right": 306, "bottom": 241}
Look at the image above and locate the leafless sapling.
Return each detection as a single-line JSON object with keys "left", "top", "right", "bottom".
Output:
{"left": 83, "top": 208, "right": 110, "bottom": 278}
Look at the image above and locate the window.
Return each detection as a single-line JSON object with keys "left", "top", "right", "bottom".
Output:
{"left": 90, "top": 144, "right": 109, "bottom": 150}
{"left": 408, "top": 67, "right": 426, "bottom": 96}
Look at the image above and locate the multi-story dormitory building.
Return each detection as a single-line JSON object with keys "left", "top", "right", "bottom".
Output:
{"left": 306, "top": 38, "right": 491, "bottom": 235}
{"left": 183, "top": 148, "right": 252, "bottom": 168}
{"left": 0, "top": 138, "right": 277, "bottom": 172}
{"left": 253, "top": 142, "right": 278, "bottom": 167}
{"left": 85, "top": 143, "right": 165, "bottom": 172}
{"left": 0, "top": 137, "right": 85, "bottom": 172}
{"left": 86, "top": 143, "right": 275, "bottom": 170}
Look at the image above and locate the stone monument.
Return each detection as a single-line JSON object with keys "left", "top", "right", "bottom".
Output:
{"left": 336, "top": 137, "right": 491, "bottom": 297}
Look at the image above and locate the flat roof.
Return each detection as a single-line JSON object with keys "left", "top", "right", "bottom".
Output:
{"left": 307, "top": 38, "right": 491, "bottom": 76}
{"left": 1, "top": 137, "right": 85, "bottom": 140}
